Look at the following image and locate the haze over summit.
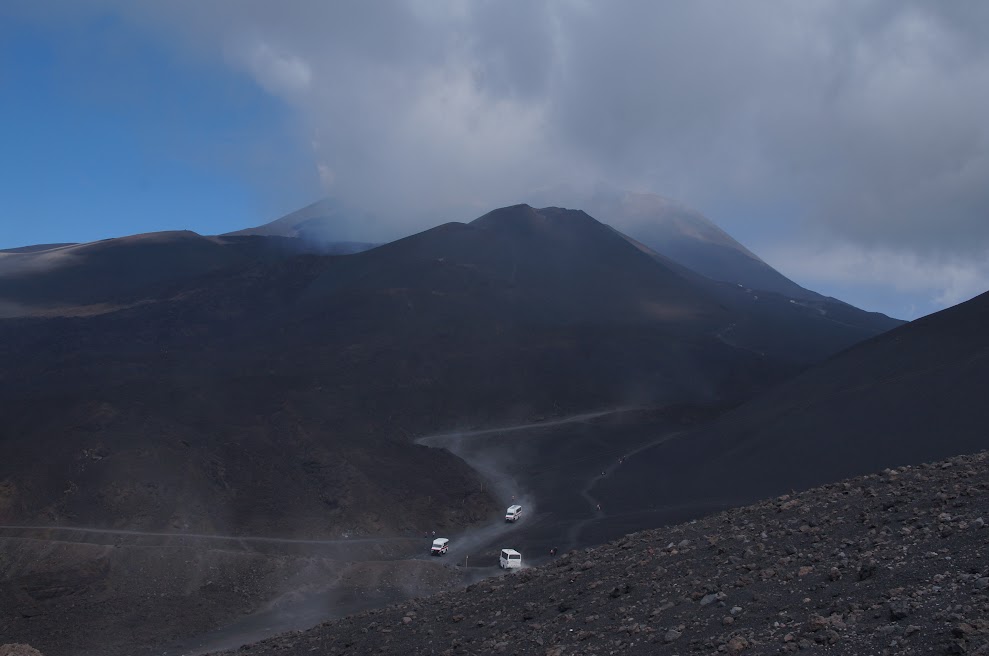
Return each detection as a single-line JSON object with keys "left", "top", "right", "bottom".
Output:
{"left": 3, "top": 1, "right": 989, "bottom": 315}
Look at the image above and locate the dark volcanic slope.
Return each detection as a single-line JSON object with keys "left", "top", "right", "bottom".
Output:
{"left": 595, "top": 288, "right": 989, "bottom": 523}
{"left": 216, "top": 451, "right": 989, "bottom": 656}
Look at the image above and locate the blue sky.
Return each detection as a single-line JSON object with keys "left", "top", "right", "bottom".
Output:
{"left": 2, "top": 2, "right": 988, "bottom": 321}
{"left": 0, "top": 12, "right": 318, "bottom": 247}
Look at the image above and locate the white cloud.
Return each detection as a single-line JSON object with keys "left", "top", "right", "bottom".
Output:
{"left": 316, "top": 162, "right": 335, "bottom": 189}
{"left": 239, "top": 41, "right": 312, "bottom": 97}
{"left": 7, "top": 1, "right": 989, "bottom": 311}
{"left": 114, "top": 1, "right": 987, "bottom": 253}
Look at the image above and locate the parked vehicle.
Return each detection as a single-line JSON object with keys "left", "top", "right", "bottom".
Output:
{"left": 499, "top": 548, "right": 522, "bottom": 569}
{"left": 505, "top": 504, "right": 522, "bottom": 522}
{"left": 431, "top": 538, "right": 449, "bottom": 555}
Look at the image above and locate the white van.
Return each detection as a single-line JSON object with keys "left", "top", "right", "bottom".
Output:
{"left": 430, "top": 538, "right": 449, "bottom": 556}
{"left": 505, "top": 504, "right": 522, "bottom": 522}
{"left": 500, "top": 548, "right": 522, "bottom": 569}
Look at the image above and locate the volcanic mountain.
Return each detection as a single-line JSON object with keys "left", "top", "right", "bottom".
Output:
{"left": 229, "top": 191, "right": 889, "bottom": 312}
{"left": 0, "top": 203, "right": 918, "bottom": 655}
{"left": 228, "top": 196, "right": 902, "bottom": 359}
{"left": 0, "top": 204, "right": 898, "bottom": 539}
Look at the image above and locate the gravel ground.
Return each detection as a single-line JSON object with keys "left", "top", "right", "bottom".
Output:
{"left": 0, "top": 539, "right": 457, "bottom": 656}
{"left": 214, "top": 450, "right": 989, "bottom": 655}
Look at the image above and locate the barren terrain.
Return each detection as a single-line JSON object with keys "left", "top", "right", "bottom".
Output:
{"left": 215, "top": 451, "right": 989, "bottom": 656}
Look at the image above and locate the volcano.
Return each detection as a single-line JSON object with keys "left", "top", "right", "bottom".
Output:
{"left": 0, "top": 203, "right": 911, "bottom": 656}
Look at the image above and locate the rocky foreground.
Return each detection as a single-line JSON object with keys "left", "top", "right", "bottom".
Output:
{"left": 215, "top": 451, "right": 989, "bottom": 655}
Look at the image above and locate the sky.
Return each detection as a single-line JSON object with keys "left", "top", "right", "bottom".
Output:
{"left": 1, "top": 1, "right": 988, "bottom": 320}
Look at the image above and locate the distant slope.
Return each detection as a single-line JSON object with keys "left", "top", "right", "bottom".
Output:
{"left": 597, "top": 286, "right": 989, "bottom": 520}
{"left": 0, "top": 231, "right": 301, "bottom": 314}
{"left": 612, "top": 191, "right": 815, "bottom": 296}
{"left": 223, "top": 198, "right": 342, "bottom": 238}
{"left": 612, "top": 226, "right": 902, "bottom": 363}
{"left": 528, "top": 189, "right": 814, "bottom": 297}
{"left": 223, "top": 198, "right": 375, "bottom": 254}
